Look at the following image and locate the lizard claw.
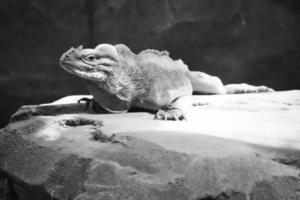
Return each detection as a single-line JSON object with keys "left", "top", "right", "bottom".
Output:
{"left": 155, "top": 108, "right": 186, "bottom": 121}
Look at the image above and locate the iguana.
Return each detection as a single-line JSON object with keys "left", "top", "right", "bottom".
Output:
{"left": 59, "top": 44, "right": 273, "bottom": 120}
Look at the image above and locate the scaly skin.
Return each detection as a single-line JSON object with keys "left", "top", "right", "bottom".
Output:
{"left": 60, "top": 43, "right": 274, "bottom": 120}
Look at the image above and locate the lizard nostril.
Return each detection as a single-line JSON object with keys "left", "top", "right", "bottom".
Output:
{"left": 61, "top": 47, "right": 76, "bottom": 61}
{"left": 61, "top": 54, "right": 71, "bottom": 61}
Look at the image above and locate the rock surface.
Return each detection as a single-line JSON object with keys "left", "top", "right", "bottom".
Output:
{"left": 1, "top": 91, "right": 300, "bottom": 200}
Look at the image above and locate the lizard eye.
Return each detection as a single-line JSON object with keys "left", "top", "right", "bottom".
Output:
{"left": 85, "top": 55, "right": 96, "bottom": 61}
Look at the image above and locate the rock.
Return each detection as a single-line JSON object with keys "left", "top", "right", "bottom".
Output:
{"left": 1, "top": 91, "right": 300, "bottom": 200}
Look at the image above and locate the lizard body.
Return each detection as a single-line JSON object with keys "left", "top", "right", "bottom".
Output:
{"left": 60, "top": 43, "right": 273, "bottom": 120}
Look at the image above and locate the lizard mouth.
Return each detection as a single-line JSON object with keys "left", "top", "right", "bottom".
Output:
{"left": 60, "top": 60, "right": 107, "bottom": 81}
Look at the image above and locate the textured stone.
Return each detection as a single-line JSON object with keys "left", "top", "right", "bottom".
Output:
{"left": 1, "top": 91, "right": 300, "bottom": 199}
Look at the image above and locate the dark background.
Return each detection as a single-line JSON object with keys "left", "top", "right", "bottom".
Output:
{"left": 0, "top": 0, "right": 299, "bottom": 127}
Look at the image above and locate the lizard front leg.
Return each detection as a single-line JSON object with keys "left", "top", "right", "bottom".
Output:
{"left": 155, "top": 95, "right": 192, "bottom": 121}
{"left": 77, "top": 97, "right": 106, "bottom": 113}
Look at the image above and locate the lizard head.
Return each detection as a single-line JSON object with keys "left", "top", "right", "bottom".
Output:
{"left": 59, "top": 44, "right": 119, "bottom": 81}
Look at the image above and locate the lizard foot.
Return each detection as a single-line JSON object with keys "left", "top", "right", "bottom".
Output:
{"left": 77, "top": 98, "right": 104, "bottom": 113}
{"left": 154, "top": 108, "right": 187, "bottom": 121}
{"left": 78, "top": 97, "right": 94, "bottom": 109}
{"left": 225, "top": 84, "right": 275, "bottom": 94}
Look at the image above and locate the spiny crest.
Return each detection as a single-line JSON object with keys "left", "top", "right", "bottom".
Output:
{"left": 139, "top": 49, "right": 170, "bottom": 57}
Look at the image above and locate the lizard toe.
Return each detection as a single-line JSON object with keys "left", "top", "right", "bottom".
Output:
{"left": 155, "top": 108, "right": 186, "bottom": 121}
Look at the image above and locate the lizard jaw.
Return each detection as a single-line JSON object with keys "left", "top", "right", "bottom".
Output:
{"left": 73, "top": 69, "right": 106, "bottom": 81}
{"left": 60, "top": 60, "right": 107, "bottom": 81}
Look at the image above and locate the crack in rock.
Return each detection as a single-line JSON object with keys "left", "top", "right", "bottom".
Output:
{"left": 62, "top": 118, "right": 102, "bottom": 127}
